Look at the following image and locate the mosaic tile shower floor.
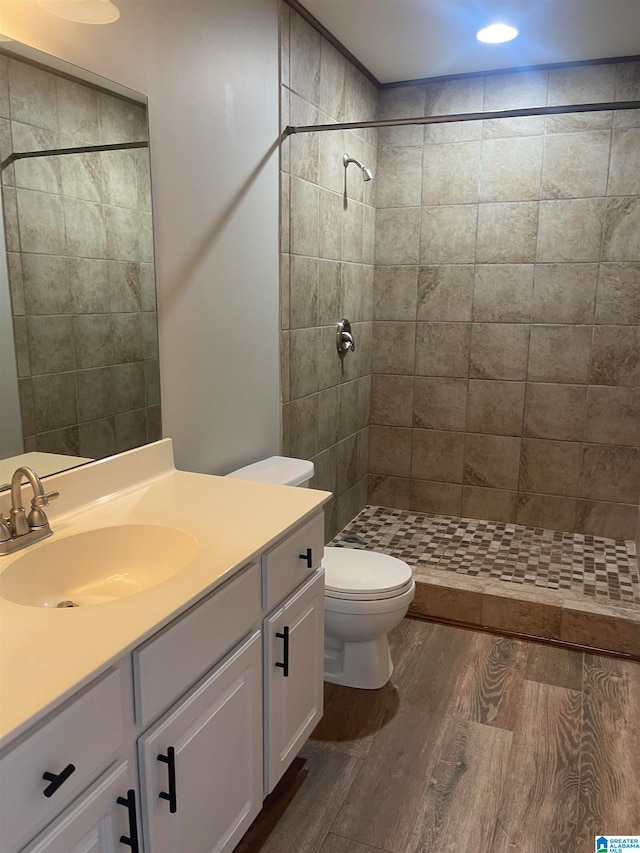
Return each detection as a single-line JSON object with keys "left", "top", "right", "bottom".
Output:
{"left": 330, "top": 505, "right": 640, "bottom": 607}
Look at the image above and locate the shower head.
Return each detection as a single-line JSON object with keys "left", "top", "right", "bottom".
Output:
{"left": 344, "top": 153, "right": 373, "bottom": 181}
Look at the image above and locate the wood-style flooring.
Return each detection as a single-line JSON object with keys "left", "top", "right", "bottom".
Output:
{"left": 238, "top": 618, "right": 640, "bottom": 853}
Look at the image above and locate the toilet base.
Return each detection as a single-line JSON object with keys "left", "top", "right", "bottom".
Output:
{"left": 323, "top": 634, "right": 393, "bottom": 689}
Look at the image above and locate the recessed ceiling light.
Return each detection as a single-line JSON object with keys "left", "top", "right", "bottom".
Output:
{"left": 476, "top": 23, "right": 518, "bottom": 44}
{"left": 36, "top": 0, "right": 120, "bottom": 24}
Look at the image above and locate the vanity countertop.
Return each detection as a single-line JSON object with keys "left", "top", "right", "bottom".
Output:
{"left": 0, "top": 440, "right": 331, "bottom": 749}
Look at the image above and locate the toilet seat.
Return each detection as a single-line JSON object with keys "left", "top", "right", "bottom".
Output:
{"left": 322, "top": 547, "right": 413, "bottom": 601}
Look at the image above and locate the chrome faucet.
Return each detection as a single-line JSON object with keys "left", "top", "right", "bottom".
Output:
{"left": 0, "top": 467, "right": 59, "bottom": 555}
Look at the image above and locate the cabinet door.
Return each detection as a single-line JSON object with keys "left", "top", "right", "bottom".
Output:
{"left": 138, "top": 631, "right": 263, "bottom": 853}
{"left": 22, "top": 762, "right": 138, "bottom": 853}
{"left": 265, "top": 569, "right": 324, "bottom": 794}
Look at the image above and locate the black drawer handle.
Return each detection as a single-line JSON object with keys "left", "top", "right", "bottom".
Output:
{"left": 42, "top": 763, "right": 76, "bottom": 797}
{"left": 117, "top": 788, "right": 140, "bottom": 853}
{"left": 275, "top": 626, "right": 290, "bottom": 677}
{"left": 157, "top": 746, "right": 177, "bottom": 813}
{"left": 299, "top": 548, "right": 313, "bottom": 568}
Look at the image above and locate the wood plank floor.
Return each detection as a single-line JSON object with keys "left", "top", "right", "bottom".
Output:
{"left": 238, "top": 618, "right": 640, "bottom": 853}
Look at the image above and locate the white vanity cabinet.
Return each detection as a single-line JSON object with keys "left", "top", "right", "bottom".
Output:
{"left": 264, "top": 570, "right": 324, "bottom": 794}
{"left": 0, "top": 509, "right": 326, "bottom": 853}
{"left": 21, "top": 762, "right": 138, "bottom": 853}
{"left": 137, "top": 631, "right": 263, "bottom": 853}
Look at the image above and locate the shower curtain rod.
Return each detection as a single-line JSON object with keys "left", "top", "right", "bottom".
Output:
{"left": 284, "top": 99, "right": 640, "bottom": 135}
{"left": 0, "top": 140, "right": 149, "bottom": 172}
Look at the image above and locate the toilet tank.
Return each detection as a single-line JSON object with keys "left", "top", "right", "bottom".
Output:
{"left": 225, "top": 456, "right": 315, "bottom": 487}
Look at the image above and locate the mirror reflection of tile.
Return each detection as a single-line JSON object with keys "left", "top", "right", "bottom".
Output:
{"left": 1, "top": 54, "right": 161, "bottom": 463}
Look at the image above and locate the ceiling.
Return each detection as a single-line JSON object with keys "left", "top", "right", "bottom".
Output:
{"left": 299, "top": 0, "right": 640, "bottom": 85}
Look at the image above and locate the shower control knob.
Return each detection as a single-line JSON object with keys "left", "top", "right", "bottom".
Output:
{"left": 336, "top": 319, "right": 355, "bottom": 355}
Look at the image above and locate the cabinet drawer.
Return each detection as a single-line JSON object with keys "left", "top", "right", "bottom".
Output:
{"left": 133, "top": 562, "right": 261, "bottom": 727}
{"left": 0, "top": 669, "right": 123, "bottom": 853}
{"left": 262, "top": 513, "right": 324, "bottom": 610}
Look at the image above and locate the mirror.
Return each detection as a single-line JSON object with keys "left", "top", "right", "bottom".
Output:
{"left": 0, "top": 38, "right": 161, "bottom": 486}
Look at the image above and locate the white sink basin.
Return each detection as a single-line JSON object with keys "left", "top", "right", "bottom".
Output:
{"left": 0, "top": 525, "right": 199, "bottom": 608}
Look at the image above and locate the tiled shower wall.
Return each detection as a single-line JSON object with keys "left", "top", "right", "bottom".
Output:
{"left": 280, "top": 6, "right": 377, "bottom": 540}
{"left": 369, "top": 63, "right": 640, "bottom": 541}
{"left": 0, "top": 54, "right": 160, "bottom": 460}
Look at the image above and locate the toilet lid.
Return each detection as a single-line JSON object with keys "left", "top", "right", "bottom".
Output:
{"left": 322, "top": 547, "right": 413, "bottom": 598}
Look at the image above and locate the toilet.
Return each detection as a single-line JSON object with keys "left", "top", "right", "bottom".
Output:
{"left": 226, "top": 456, "right": 415, "bottom": 689}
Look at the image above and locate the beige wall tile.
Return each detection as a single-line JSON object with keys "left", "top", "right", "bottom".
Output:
{"left": 373, "top": 265, "right": 417, "bottom": 320}
{"left": 608, "top": 128, "right": 640, "bottom": 196}
{"left": 537, "top": 198, "right": 605, "bottom": 262}
{"left": 596, "top": 263, "right": 640, "bottom": 324}
{"left": 21, "top": 255, "right": 72, "bottom": 315}
{"left": 411, "top": 574, "right": 482, "bottom": 622}
{"left": 578, "top": 444, "right": 640, "bottom": 504}
{"left": 523, "top": 383, "right": 587, "bottom": 441}
{"left": 410, "top": 480, "right": 463, "bottom": 515}
{"left": 16, "top": 189, "right": 66, "bottom": 255}
{"left": 317, "top": 259, "right": 342, "bottom": 326}
{"left": 282, "top": 394, "right": 317, "bottom": 459}
{"left": 415, "top": 322, "right": 471, "bottom": 377}
{"left": 470, "top": 323, "right": 530, "bottom": 380}
{"left": 585, "top": 387, "right": 640, "bottom": 446}
{"left": 541, "top": 131, "right": 611, "bottom": 198}
{"left": 290, "top": 177, "right": 319, "bottom": 256}
{"left": 602, "top": 197, "right": 640, "bottom": 261}
{"left": 482, "top": 115, "right": 545, "bottom": 139}
{"left": 422, "top": 141, "right": 480, "bottom": 204}
{"left": 411, "top": 429, "right": 464, "bottom": 482}
{"left": 417, "top": 264, "right": 474, "bottom": 321}
{"left": 545, "top": 111, "right": 612, "bottom": 134}
{"left": 318, "top": 125, "right": 345, "bottom": 193}
{"left": 337, "top": 434, "right": 358, "bottom": 495}
{"left": 413, "top": 377, "right": 467, "bottom": 431}
{"left": 519, "top": 438, "right": 582, "bottom": 497}
{"left": 289, "top": 327, "right": 318, "bottom": 399}
{"left": 372, "top": 321, "right": 416, "bottom": 374}
{"left": 289, "top": 254, "right": 318, "bottom": 329}
{"left": 343, "top": 199, "right": 363, "bottom": 263}
{"left": 341, "top": 262, "right": 366, "bottom": 321}
{"left": 575, "top": 500, "right": 638, "bottom": 541}
{"left": 527, "top": 325, "right": 592, "bottom": 384}
{"left": 476, "top": 202, "right": 538, "bottom": 263}
{"left": 479, "top": 137, "right": 543, "bottom": 202}
{"left": 462, "top": 486, "right": 518, "bottom": 524}
{"left": 337, "top": 478, "right": 368, "bottom": 530}
{"left": 375, "top": 207, "right": 420, "bottom": 264}
{"left": 376, "top": 146, "right": 423, "bottom": 207}
{"left": 280, "top": 257, "right": 290, "bottom": 334}
{"left": 319, "top": 188, "right": 343, "bottom": 261}
{"left": 425, "top": 78, "right": 484, "bottom": 115}
{"left": 466, "top": 380, "right": 526, "bottom": 436}
{"left": 483, "top": 70, "right": 549, "bottom": 110}
{"left": 8, "top": 58, "right": 58, "bottom": 130}
{"left": 318, "top": 39, "right": 345, "bottom": 120}
{"left": 317, "top": 385, "right": 340, "bottom": 452}
{"left": 516, "top": 494, "right": 577, "bottom": 532}
{"left": 548, "top": 64, "right": 616, "bottom": 105}
{"left": 532, "top": 263, "right": 598, "bottom": 323}
{"left": 338, "top": 378, "right": 360, "bottom": 439}
{"left": 368, "top": 474, "right": 411, "bottom": 510}
{"left": 370, "top": 374, "right": 414, "bottom": 426}
{"left": 369, "top": 425, "right": 412, "bottom": 476}
{"left": 312, "top": 444, "right": 338, "bottom": 496}
{"left": 473, "top": 265, "right": 533, "bottom": 322}
{"left": 590, "top": 326, "right": 640, "bottom": 387}
{"left": 421, "top": 204, "right": 478, "bottom": 263}
{"left": 289, "top": 9, "right": 321, "bottom": 103}
{"left": 464, "top": 434, "right": 521, "bottom": 490}
{"left": 615, "top": 61, "right": 640, "bottom": 100}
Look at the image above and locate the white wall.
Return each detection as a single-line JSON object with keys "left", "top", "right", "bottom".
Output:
{"left": 0, "top": 0, "right": 281, "bottom": 475}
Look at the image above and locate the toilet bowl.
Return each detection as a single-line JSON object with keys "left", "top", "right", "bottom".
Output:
{"left": 226, "top": 456, "right": 415, "bottom": 689}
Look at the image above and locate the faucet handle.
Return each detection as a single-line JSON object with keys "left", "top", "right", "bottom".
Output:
{"left": 28, "top": 491, "right": 59, "bottom": 529}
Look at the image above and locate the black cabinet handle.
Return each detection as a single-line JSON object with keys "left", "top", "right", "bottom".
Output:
{"left": 157, "top": 746, "right": 177, "bottom": 813}
{"left": 42, "top": 763, "right": 76, "bottom": 797}
{"left": 117, "top": 788, "right": 140, "bottom": 853}
{"left": 275, "top": 626, "right": 290, "bottom": 677}
{"left": 299, "top": 548, "right": 313, "bottom": 568}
